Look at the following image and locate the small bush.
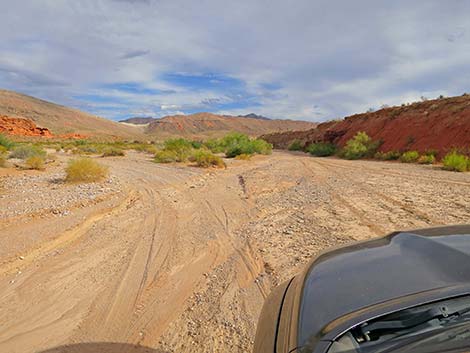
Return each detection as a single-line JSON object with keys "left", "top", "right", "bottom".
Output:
{"left": 235, "top": 153, "right": 252, "bottom": 160}
{"left": 288, "top": 140, "right": 303, "bottom": 151}
{"left": 306, "top": 142, "right": 336, "bottom": 157}
{"left": 102, "top": 147, "right": 125, "bottom": 157}
{"left": 25, "top": 156, "right": 45, "bottom": 170}
{"left": 374, "top": 150, "right": 401, "bottom": 160}
{"left": 340, "top": 132, "right": 380, "bottom": 160}
{"left": 204, "top": 139, "right": 225, "bottom": 153}
{"left": 191, "top": 141, "right": 203, "bottom": 149}
{"left": 0, "top": 134, "right": 15, "bottom": 150}
{"left": 163, "top": 138, "right": 193, "bottom": 162}
{"left": 400, "top": 151, "right": 420, "bottom": 163}
{"left": 442, "top": 151, "right": 469, "bottom": 172}
{"left": 417, "top": 154, "right": 435, "bottom": 164}
{"left": 191, "top": 150, "right": 225, "bottom": 168}
{"left": 424, "top": 149, "right": 438, "bottom": 158}
{"left": 10, "top": 144, "right": 46, "bottom": 160}
{"left": 154, "top": 150, "right": 179, "bottom": 163}
{"left": 65, "top": 158, "right": 108, "bottom": 182}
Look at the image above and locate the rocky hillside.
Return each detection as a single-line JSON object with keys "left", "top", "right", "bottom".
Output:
{"left": 0, "top": 90, "right": 145, "bottom": 139}
{"left": 145, "top": 112, "right": 316, "bottom": 138}
{"left": 262, "top": 94, "right": 470, "bottom": 157}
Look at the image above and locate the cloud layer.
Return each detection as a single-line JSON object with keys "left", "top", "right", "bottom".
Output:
{"left": 1, "top": 1, "right": 469, "bottom": 121}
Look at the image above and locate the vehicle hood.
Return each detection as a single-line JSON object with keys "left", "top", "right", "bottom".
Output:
{"left": 298, "top": 225, "right": 470, "bottom": 350}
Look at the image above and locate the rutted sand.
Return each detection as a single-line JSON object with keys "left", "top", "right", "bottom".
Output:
{"left": 1, "top": 151, "right": 470, "bottom": 352}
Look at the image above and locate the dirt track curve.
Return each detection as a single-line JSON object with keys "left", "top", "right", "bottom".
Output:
{"left": 2, "top": 151, "right": 470, "bottom": 353}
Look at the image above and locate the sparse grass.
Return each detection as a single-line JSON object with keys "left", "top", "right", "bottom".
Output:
{"left": 25, "top": 156, "right": 45, "bottom": 170}
{"left": 10, "top": 144, "right": 46, "bottom": 160}
{"left": 417, "top": 154, "right": 435, "bottom": 164}
{"left": 191, "top": 149, "right": 225, "bottom": 168}
{"left": 306, "top": 142, "right": 336, "bottom": 157}
{"left": 288, "top": 139, "right": 303, "bottom": 151}
{"left": 0, "top": 134, "right": 15, "bottom": 150}
{"left": 442, "top": 151, "right": 469, "bottom": 172}
{"left": 339, "top": 132, "right": 381, "bottom": 160}
{"left": 65, "top": 158, "right": 108, "bottom": 182}
{"left": 400, "top": 151, "right": 420, "bottom": 163}
{"left": 102, "top": 147, "right": 125, "bottom": 157}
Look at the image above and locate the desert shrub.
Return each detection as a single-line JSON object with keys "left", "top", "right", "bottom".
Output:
{"left": 65, "top": 158, "right": 108, "bottom": 182}
{"left": 442, "top": 151, "right": 469, "bottom": 172}
{"left": 102, "top": 147, "right": 125, "bottom": 157}
{"left": 235, "top": 153, "right": 252, "bottom": 160}
{"left": 339, "top": 132, "right": 380, "bottom": 160}
{"left": 224, "top": 135, "right": 272, "bottom": 158}
{"left": 377, "top": 150, "right": 401, "bottom": 160}
{"left": 204, "top": 139, "right": 225, "bottom": 153}
{"left": 250, "top": 139, "right": 272, "bottom": 155}
{"left": 191, "top": 140, "right": 203, "bottom": 149}
{"left": 25, "top": 156, "right": 45, "bottom": 170}
{"left": 400, "top": 151, "right": 420, "bottom": 163}
{"left": 417, "top": 154, "right": 435, "bottom": 164}
{"left": 191, "top": 149, "right": 225, "bottom": 168}
{"left": 288, "top": 139, "right": 303, "bottom": 151}
{"left": 10, "top": 144, "right": 46, "bottom": 160}
{"left": 424, "top": 149, "right": 438, "bottom": 158}
{"left": 0, "top": 134, "right": 15, "bottom": 150}
{"left": 163, "top": 138, "right": 193, "bottom": 161}
{"left": 306, "top": 142, "right": 336, "bottom": 157}
{"left": 154, "top": 150, "right": 179, "bottom": 163}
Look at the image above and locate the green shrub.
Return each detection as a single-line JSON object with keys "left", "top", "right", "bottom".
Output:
{"left": 10, "top": 144, "right": 46, "bottom": 159}
{"left": 25, "top": 156, "right": 45, "bottom": 170}
{"left": 65, "top": 158, "right": 108, "bottom": 182}
{"left": 162, "top": 138, "right": 193, "bottom": 161}
{"left": 288, "top": 140, "right": 303, "bottom": 151}
{"left": 191, "top": 149, "right": 225, "bottom": 168}
{"left": 154, "top": 150, "right": 179, "bottom": 163}
{"left": 306, "top": 142, "right": 337, "bottom": 157}
{"left": 0, "top": 134, "right": 15, "bottom": 150}
{"left": 250, "top": 139, "right": 272, "bottom": 155}
{"left": 204, "top": 139, "right": 225, "bottom": 153}
{"left": 224, "top": 135, "right": 272, "bottom": 158}
{"left": 102, "top": 147, "right": 125, "bottom": 157}
{"left": 442, "top": 151, "right": 469, "bottom": 172}
{"left": 417, "top": 154, "right": 435, "bottom": 164}
{"left": 340, "top": 132, "right": 380, "bottom": 160}
{"left": 400, "top": 151, "right": 420, "bottom": 163}
{"left": 191, "top": 140, "right": 203, "bottom": 149}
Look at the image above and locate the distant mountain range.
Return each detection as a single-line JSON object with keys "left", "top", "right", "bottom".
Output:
{"left": 125, "top": 112, "right": 316, "bottom": 138}
{"left": 0, "top": 89, "right": 316, "bottom": 139}
{"left": 119, "top": 113, "right": 271, "bottom": 125}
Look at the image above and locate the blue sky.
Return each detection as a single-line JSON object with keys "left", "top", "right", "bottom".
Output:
{"left": 1, "top": 1, "right": 470, "bottom": 121}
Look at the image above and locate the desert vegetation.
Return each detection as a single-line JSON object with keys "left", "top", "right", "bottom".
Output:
{"left": 442, "top": 151, "right": 470, "bottom": 172}
{"left": 65, "top": 158, "right": 109, "bottom": 182}
{"left": 306, "top": 142, "right": 336, "bottom": 157}
{"left": 152, "top": 133, "right": 272, "bottom": 168}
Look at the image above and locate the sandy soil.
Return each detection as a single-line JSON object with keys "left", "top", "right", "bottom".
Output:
{"left": 1, "top": 151, "right": 470, "bottom": 353}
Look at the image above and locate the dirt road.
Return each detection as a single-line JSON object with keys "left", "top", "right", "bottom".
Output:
{"left": 1, "top": 151, "right": 470, "bottom": 352}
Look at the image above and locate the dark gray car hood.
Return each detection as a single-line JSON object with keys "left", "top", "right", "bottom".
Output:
{"left": 298, "top": 225, "right": 470, "bottom": 350}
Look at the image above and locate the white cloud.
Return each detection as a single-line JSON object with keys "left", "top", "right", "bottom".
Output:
{"left": 0, "top": 0, "right": 469, "bottom": 121}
